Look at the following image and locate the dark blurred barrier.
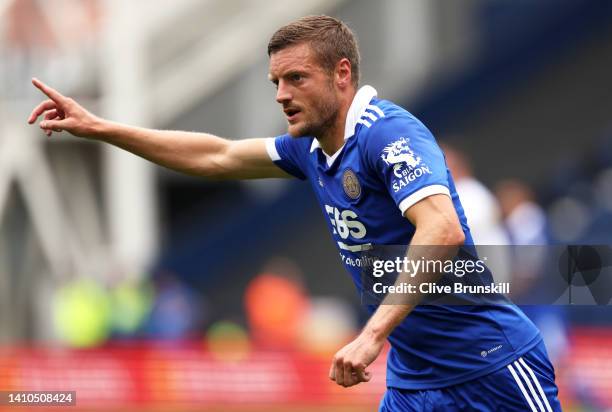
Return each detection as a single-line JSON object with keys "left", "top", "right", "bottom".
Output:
{"left": 414, "top": 0, "right": 612, "bottom": 131}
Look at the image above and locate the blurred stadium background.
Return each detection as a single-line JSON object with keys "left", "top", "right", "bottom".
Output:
{"left": 1, "top": 0, "right": 612, "bottom": 411}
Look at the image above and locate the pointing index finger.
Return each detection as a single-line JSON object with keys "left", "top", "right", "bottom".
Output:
{"left": 32, "top": 78, "right": 66, "bottom": 103}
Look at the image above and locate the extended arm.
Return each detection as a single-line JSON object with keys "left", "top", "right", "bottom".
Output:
{"left": 329, "top": 193, "right": 465, "bottom": 387}
{"left": 27, "top": 78, "right": 290, "bottom": 180}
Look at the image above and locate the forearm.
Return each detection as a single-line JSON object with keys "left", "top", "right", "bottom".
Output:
{"left": 97, "top": 120, "right": 229, "bottom": 177}
{"left": 363, "top": 222, "right": 464, "bottom": 341}
{"left": 29, "top": 79, "right": 287, "bottom": 180}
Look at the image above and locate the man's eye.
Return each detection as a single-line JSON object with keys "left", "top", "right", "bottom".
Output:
{"left": 291, "top": 74, "right": 302, "bottom": 82}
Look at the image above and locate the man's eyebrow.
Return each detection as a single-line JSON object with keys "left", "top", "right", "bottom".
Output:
{"left": 285, "top": 69, "right": 306, "bottom": 76}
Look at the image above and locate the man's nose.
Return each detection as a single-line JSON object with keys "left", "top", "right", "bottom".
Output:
{"left": 276, "top": 82, "right": 292, "bottom": 104}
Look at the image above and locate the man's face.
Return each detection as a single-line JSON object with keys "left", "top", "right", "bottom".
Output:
{"left": 268, "top": 43, "right": 340, "bottom": 138}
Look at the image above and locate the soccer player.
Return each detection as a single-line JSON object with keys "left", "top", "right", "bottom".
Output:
{"left": 28, "top": 15, "right": 562, "bottom": 411}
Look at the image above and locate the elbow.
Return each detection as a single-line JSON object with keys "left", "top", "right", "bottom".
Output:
{"left": 447, "top": 225, "right": 465, "bottom": 247}
{"left": 193, "top": 154, "right": 229, "bottom": 180}
{"left": 436, "top": 219, "right": 465, "bottom": 247}
{"left": 195, "top": 166, "right": 221, "bottom": 179}
{"left": 418, "top": 219, "right": 465, "bottom": 247}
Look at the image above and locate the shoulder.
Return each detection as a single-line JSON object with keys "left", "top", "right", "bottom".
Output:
{"left": 356, "top": 99, "right": 437, "bottom": 157}
{"left": 270, "top": 134, "right": 314, "bottom": 180}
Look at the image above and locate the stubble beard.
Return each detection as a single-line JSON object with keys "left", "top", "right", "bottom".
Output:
{"left": 290, "top": 88, "right": 340, "bottom": 139}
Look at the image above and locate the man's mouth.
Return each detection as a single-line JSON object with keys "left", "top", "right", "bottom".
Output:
{"left": 284, "top": 108, "right": 301, "bottom": 122}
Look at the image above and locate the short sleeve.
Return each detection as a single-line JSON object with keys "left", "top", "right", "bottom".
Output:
{"left": 265, "top": 135, "right": 307, "bottom": 180}
{"left": 364, "top": 115, "right": 450, "bottom": 214}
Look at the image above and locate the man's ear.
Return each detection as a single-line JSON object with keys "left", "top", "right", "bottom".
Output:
{"left": 335, "top": 58, "right": 352, "bottom": 89}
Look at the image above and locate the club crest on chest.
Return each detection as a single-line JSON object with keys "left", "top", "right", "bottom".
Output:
{"left": 342, "top": 168, "right": 361, "bottom": 200}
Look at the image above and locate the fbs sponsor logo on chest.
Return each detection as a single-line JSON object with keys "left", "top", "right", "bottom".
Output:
{"left": 380, "top": 137, "right": 432, "bottom": 192}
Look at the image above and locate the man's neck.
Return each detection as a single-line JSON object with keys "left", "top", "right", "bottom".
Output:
{"left": 318, "top": 123, "right": 344, "bottom": 156}
{"left": 317, "top": 89, "right": 356, "bottom": 156}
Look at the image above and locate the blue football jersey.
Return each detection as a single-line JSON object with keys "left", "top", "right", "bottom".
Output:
{"left": 265, "top": 85, "right": 542, "bottom": 389}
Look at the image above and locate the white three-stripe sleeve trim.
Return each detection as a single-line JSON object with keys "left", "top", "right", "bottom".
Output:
{"left": 514, "top": 361, "right": 546, "bottom": 412}
{"left": 508, "top": 364, "right": 538, "bottom": 412}
{"left": 519, "top": 357, "right": 554, "bottom": 412}
{"left": 367, "top": 105, "right": 385, "bottom": 118}
{"left": 398, "top": 185, "right": 450, "bottom": 215}
{"left": 363, "top": 111, "right": 378, "bottom": 122}
{"left": 265, "top": 137, "right": 281, "bottom": 161}
{"left": 358, "top": 119, "right": 372, "bottom": 128}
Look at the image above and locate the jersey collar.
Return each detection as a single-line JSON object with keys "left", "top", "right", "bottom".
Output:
{"left": 309, "top": 85, "right": 378, "bottom": 153}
